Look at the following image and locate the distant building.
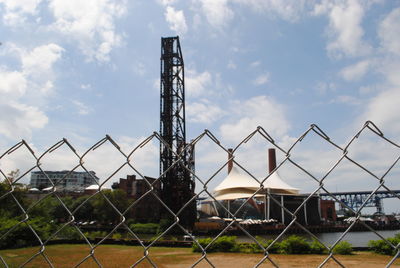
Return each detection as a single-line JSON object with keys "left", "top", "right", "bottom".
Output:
{"left": 320, "top": 199, "right": 337, "bottom": 222}
{"left": 112, "top": 175, "right": 161, "bottom": 222}
{"left": 30, "top": 171, "right": 99, "bottom": 192}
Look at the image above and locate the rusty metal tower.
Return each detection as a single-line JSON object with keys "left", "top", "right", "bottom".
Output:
{"left": 160, "top": 36, "right": 195, "bottom": 229}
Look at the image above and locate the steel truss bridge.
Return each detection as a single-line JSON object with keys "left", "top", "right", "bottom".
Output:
{"left": 320, "top": 190, "right": 400, "bottom": 214}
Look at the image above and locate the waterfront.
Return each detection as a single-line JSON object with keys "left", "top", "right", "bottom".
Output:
{"left": 236, "top": 229, "right": 400, "bottom": 247}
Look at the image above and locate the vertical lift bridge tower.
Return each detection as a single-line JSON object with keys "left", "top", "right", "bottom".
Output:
{"left": 160, "top": 36, "right": 195, "bottom": 229}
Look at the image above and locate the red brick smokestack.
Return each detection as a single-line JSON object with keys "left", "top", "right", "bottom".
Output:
{"left": 228, "top": 148, "right": 233, "bottom": 174}
{"left": 268, "top": 148, "right": 276, "bottom": 174}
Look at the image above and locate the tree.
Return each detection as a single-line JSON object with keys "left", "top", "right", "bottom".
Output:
{"left": 91, "top": 189, "right": 129, "bottom": 223}
{"left": 6, "top": 169, "right": 20, "bottom": 183}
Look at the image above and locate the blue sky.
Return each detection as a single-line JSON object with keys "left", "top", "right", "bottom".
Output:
{"left": 1, "top": 0, "right": 400, "bottom": 212}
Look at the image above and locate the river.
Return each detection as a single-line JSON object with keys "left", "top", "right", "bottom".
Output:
{"left": 235, "top": 230, "right": 399, "bottom": 247}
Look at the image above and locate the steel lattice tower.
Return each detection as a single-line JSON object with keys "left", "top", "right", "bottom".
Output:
{"left": 160, "top": 36, "right": 195, "bottom": 229}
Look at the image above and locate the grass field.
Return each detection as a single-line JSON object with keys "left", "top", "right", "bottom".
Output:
{"left": 1, "top": 244, "right": 399, "bottom": 267}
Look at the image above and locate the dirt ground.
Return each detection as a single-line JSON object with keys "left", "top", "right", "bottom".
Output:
{"left": 1, "top": 245, "right": 399, "bottom": 267}
{"left": 172, "top": 252, "right": 400, "bottom": 268}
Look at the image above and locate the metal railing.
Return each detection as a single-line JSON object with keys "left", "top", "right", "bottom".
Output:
{"left": 0, "top": 121, "right": 399, "bottom": 267}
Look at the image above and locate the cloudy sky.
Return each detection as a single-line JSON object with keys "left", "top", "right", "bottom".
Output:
{"left": 1, "top": 0, "right": 400, "bottom": 211}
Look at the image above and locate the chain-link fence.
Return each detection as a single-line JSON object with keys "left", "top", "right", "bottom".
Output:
{"left": 1, "top": 121, "right": 399, "bottom": 267}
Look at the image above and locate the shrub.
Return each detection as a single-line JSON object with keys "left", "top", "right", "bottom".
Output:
{"left": 112, "top": 232, "right": 123, "bottom": 240}
{"left": 310, "top": 239, "right": 326, "bottom": 254}
{"left": 55, "top": 226, "right": 82, "bottom": 240}
{"left": 369, "top": 236, "right": 400, "bottom": 255}
{"left": 192, "top": 236, "right": 237, "bottom": 253}
{"left": 214, "top": 236, "right": 237, "bottom": 252}
{"left": 0, "top": 217, "right": 57, "bottom": 249}
{"left": 279, "top": 235, "right": 310, "bottom": 254}
{"left": 237, "top": 243, "right": 262, "bottom": 253}
{"left": 263, "top": 239, "right": 281, "bottom": 254}
{"left": 85, "top": 231, "right": 107, "bottom": 240}
{"left": 130, "top": 223, "right": 159, "bottom": 234}
{"left": 332, "top": 241, "right": 353, "bottom": 255}
{"left": 192, "top": 237, "right": 213, "bottom": 252}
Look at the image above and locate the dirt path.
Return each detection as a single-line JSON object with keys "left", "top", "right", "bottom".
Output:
{"left": 2, "top": 245, "right": 399, "bottom": 267}
{"left": 170, "top": 252, "right": 400, "bottom": 268}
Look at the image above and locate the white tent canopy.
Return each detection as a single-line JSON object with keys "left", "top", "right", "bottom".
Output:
{"left": 213, "top": 190, "right": 266, "bottom": 200}
{"left": 213, "top": 166, "right": 299, "bottom": 201}
{"left": 85, "top": 184, "right": 100, "bottom": 190}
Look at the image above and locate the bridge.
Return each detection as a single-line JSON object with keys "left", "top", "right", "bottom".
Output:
{"left": 319, "top": 190, "right": 400, "bottom": 214}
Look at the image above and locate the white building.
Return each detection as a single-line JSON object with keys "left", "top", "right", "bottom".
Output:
{"left": 30, "top": 170, "right": 99, "bottom": 192}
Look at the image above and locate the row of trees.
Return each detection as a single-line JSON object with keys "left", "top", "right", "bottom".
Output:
{"left": 1, "top": 181, "right": 131, "bottom": 223}
{"left": 0, "top": 176, "right": 144, "bottom": 248}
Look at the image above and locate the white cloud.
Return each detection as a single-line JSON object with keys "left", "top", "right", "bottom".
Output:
{"left": 72, "top": 100, "right": 91, "bottom": 115}
{"left": 253, "top": 72, "right": 270, "bottom": 86}
{"left": 41, "top": 81, "right": 54, "bottom": 95}
{"left": 165, "top": 6, "right": 188, "bottom": 35}
{"left": 315, "top": 82, "right": 336, "bottom": 95}
{"left": 220, "top": 96, "right": 290, "bottom": 143}
{"left": 380, "top": 60, "right": 400, "bottom": 87}
{"left": 234, "top": 0, "right": 310, "bottom": 22}
{"left": 187, "top": 99, "right": 225, "bottom": 124}
{"left": 0, "top": 43, "right": 63, "bottom": 139}
{"left": 314, "top": 0, "right": 371, "bottom": 58}
{"left": 21, "top": 43, "right": 64, "bottom": 78}
{"left": 0, "top": 0, "right": 43, "bottom": 26}
{"left": 80, "top": 84, "right": 92, "bottom": 90}
{"left": 378, "top": 7, "right": 400, "bottom": 56}
{"left": 0, "top": 70, "right": 27, "bottom": 97}
{"left": 48, "top": 0, "right": 127, "bottom": 62}
{"left": 158, "top": 0, "right": 177, "bottom": 6}
{"left": 0, "top": 101, "right": 48, "bottom": 139}
{"left": 185, "top": 69, "right": 212, "bottom": 97}
{"left": 0, "top": 135, "right": 160, "bottom": 187}
{"left": 358, "top": 85, "right": 376, "bottom": 95}
{"left": 195, "top": 0, "right": 312, "bottom": 29}
{"left": 250, "top": 61, "right": 261, "bottom": 68}
{"left": 362, "top": 88, "right": 400, "bottom": 134}
{"left": 340, "top": 60, "right": 370, "bottom": 81}
{"left": 133, "top": 61, "right": 146, "bottom": 76}
{"left": 198, "top": 0, "right": 234, "bottom": 28}
{"left": 330, "top": 95, "right": 361, "bottom": 105}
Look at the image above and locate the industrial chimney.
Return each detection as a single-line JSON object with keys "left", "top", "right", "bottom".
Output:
{"left": 268, "top": 148, "right": 276, "bottom": 174}
{"left": 227, "top": 148, "right": 233, "bottom": 174}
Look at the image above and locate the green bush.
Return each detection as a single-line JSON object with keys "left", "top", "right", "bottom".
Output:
{"left": 279, "top": 235, "right": 310, "bottom": 254}
{"left": 263, "top": 239, "right": 281, "bottom": 254}
{"left": 332, "top": 241, "right": 353, "bottom": 255}
{"left": 55, "top": 226, "right": 82, "bottom": 240}
{"left": 192, "top": 236, "right": 237, "bottom": 253}
{"left": 214, "top": 236, "right": 237, "bottom": 252}
{"left": 237, "top": 243, "right": 262, "bottom": 253}
{"left": 130, "top": 223, "right": 160, "bottom": 234}
{"left": 369, "top": 235, "right": 400, "bottom": 255}
{"left": 85, "top": 231, "right": 108, "bottom": 240}
{"left": 0, "top": 217, "right": 57, "bottom": 249}
{"left": 310, "top": 239, "right": 326, "bottom": 254}
{"left": 192, "top": 237, "right": 213, "bottom": 252}
{"left": 112, "top": 232, "right": 123, "bottom": 240}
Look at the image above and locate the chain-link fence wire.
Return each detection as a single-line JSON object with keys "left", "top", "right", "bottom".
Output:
{"left": 0, "top": 120, "right": 399, "bottom": 267}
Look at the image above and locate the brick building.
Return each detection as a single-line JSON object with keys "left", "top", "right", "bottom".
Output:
{"left": 320, "top": 199, "right": 337, "bottom": 222}
{"left": 112, "top": 175, "right": 161, "bottom": 222}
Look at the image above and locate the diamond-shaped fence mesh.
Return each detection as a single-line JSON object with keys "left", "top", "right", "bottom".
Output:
{"left": 0, "top": 121, "right": 399, "bottom": 267}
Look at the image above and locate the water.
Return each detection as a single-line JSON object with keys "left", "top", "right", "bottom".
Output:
{"left": 236, "top": 230, "right": 399, "bottom": 247}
